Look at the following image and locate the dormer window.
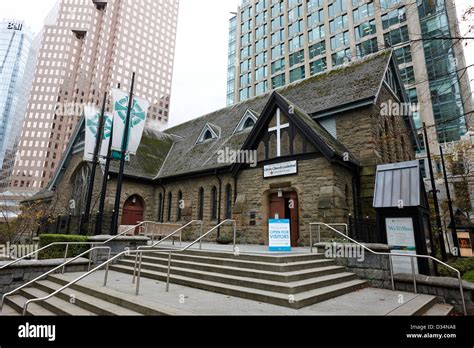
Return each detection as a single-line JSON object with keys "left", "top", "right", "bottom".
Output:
{"left": 233, "top": 109, "right": 258, "bottom": 134}
{"left": 196, "top": 123, "right": 221, "bottom": 144}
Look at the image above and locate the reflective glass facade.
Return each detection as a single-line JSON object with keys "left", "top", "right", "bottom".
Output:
{"left": 0, "top": 20, "right": 35, "bottom": 181}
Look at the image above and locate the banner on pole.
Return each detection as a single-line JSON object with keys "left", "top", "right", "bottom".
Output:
{"left": 84, "top": 105, "right": 101, "bottom": 162}
{"left": 99, "top": 114, "right": 113, "bottom": 165}
{"left": 111, "top": 88, "right": 149, "bottom": 159}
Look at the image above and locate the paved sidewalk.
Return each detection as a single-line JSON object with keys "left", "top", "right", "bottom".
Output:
{"left": 60, "top": 270, "right": 421, "bottom": 316}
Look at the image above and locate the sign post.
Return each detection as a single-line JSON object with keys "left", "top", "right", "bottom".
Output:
{"left": 268, "top": 219, "right": 291, "bottom": 252}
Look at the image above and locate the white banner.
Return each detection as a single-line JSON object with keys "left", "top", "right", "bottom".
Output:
{"left": 84, "top": 105, "right": 101, "bottom": 162}
{"left": 111, "top": 88, "right": 149, "bottom": 157}
{"left": 99, "top": 113, "right": 113, "bottom": 165}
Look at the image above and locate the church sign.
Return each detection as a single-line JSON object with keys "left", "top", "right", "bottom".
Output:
{"left": 386, "top": 218, "right": 418, "bottom": 274}
{"left": 268, "top": 219, "right": 291, "bottom": 252}
{"left": 264, "top": 161, "right": 297, "bottom": 178}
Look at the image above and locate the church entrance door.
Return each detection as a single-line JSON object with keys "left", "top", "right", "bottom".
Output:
{"left": 121, "top": 195, "right": 144, "bottom": 235}
{"left": 269, "top": 192, "right": 299, "bottom": 247}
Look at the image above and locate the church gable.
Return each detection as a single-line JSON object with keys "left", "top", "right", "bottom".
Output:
{"left": 238, "top": 92, "right": 358, "bottom": 169}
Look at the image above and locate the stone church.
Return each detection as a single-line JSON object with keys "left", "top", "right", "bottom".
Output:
{"left": 30, "top": 50, "right": 418, "bottom": 246}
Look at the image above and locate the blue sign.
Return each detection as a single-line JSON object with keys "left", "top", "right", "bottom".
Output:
{"left": 269, "top": 219, "right": 291, "bottom": 252}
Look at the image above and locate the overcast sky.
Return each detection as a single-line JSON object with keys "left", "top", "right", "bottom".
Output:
{"left": 0, "top": 0, "right": 472, "bottom": 127}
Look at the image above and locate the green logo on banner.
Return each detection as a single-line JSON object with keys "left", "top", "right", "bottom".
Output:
{"left": 114, "top": 96, "right": 146, "bottom": 152}
{"left": 87, "top": 113, "right": 113, "bottom": 140}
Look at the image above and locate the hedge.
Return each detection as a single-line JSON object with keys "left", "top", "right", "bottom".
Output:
{"left": 438, "top": 257, "right": 474, "bottom": 278}
{"left": 38, "top": 234, "right": 90, "bottom": 260}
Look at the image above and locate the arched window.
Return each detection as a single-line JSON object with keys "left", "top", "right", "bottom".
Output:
{"left": 157, "top": 193, "right": 163, "bottom": 222}
{"left": 197, "top": 188, "right": 204, "bottom": 220}
{"left": 211, "top": 186, "right": 218, "bottom": 220}
{"left": 203, "top": 130, "right": 213, "bottom": 141}
{"left": 177, "top": 191, "right": 183, "bottom": 221}
{"left": 167, "top": 192, "right": 172, "bottom": 222}
{"left": 225, "top": 184, "right": 233, "bottom": 220}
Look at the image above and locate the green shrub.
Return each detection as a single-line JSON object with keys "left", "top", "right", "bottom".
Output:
{"left": 38, "top": 234, "right": 90, "bottom": 260}
{"left": 463, "top": 270, "right": 474, "bottom": 284}
{"left": 438, "top": 257, "right": 474, "bottom": 278}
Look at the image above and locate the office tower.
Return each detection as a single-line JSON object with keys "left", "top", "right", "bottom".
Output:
{"left": 9, "top": 0, "right": 179, "bottom": 193}
{"left": 0, "top": 20, "right": 36, "bottom": 188}
{"left": 227, "top": 0, "right": 473, "bottom": 147}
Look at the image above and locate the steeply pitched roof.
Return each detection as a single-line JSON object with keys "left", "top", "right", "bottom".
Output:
{"left": 48, "top": 50, "right": 398, "bottom": 186}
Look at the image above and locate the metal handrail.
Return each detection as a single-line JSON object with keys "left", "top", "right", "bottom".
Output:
{"left": 132, "top": 220, "right": 203, "bottom": 283}
{"left": 0, "top": 221, "right": 149, "bottom": 271}
{"left": 0, "top": 246, "right": 111, "bottom": 313}
{"left": 309, "top": 222, "right": 467, "bottom": 316}
{"left": 134, "top": 219, "right": 237, "bottom": 295}
{"left": 309, "top": 223, "right": 348, "bottom": 254}
{"left": 138, "top": 221, "right": 184, "bottom": 244}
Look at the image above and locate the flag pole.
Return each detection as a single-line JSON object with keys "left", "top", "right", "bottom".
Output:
{"left": 111, "top": 72, "right": 135, "bottom": 235}
{"left": 80, "top": 92, "right": 107, "bottom": 235}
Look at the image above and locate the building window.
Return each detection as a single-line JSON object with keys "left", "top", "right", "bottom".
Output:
{"left": 271, "top": 29, "right": 285, "bottom": 45}
{"left": 328, "top": 0, "right": 347, "bottom": 18}
{"left": 309, "top": 41, "right": 326, "bottom": 59}
{"left": 329, "top": 14, "right": 348, "bottom": 34}
{"left": 211, "top": 186, "right": 218, "bottom": 220}
{"left": 225, "top": 184, "right": 233, "bottom": 220}
{"left": 272, "top": 73, "right": 285, "bottom": 88}
{"left": 290, "top": 66, "right": 305, "bottom": 82}
{"left": 256, "top": 66, "right": 268, "bottom": 81}
{"left": 356, "top": 38, "right": 378, "bottom": 57}
{"left": 288, "top": 5, "right": 303, "bottom": 22}
{"left": 308, "top": 25, "right": 325, "bottom": 42}
{"left": 177, "top": 191, "right": 183, "bottom": 221}
{"left": 394, "top": 45, "right": 412, "bottom": 64}
{"left": 271, "top": 43, "right": 285, "bottom": 59}
{"left": 399, "top": 66, "right": 415, "bottom": 85}
{"left": 354, "top": 20, "right": 376, "bottom": 41}
{"left": 167, "top": 192, "right": 172, "bottom": 222}
{"left": 307, "top": 0, "right": 323, "bottom": 12}
{"left": 198, "top": 188, "right": 204, "bottom": 220}
{"left": 256, "top": 51, "right": 268, "bottom": 66}
{"left": 271, "top": 15, "right": 284, "bottom": 31}
{"left": 256, "top": 80, "right": 268, "bottom": 95}
{"left": 332, "top": 49, "right": 351, "bottom": 67}
{"left": 289, "top": 50, "right": 304, "bottom": 67}
{"left": 310, "top": 58, "right": 327, "bottom": 75}
{"left": 330, "top": 31, "right": 349, "bottom": 50}
{"left": 271, "top": 58, "right": 285, "bottom": 74}
{"left": 384, "top": 25, "right": 409, "bottom": 47}
{"left": 353, "top": 1, "right": 374, "bottom": 23}
{"left": 289, "top": 35, "right": 304, "bottom": 52}
{"left": 382, "top": 7, "right": 406, "bottom": 30}
{"left": 157, "top": 193, "right": 163, "bottom": 221}
{"left": 289, "top": 19, "right": 304, "bottom": 37}
{"left": 308, "top": 9, "right": 324, "bottom": 27}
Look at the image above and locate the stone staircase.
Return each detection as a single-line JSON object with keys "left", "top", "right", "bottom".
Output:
{"left": 111, "top": 249, "right": 368, "bottom": 309}
{"left": 0, "top": 249, "right": 454, "bottom": 316}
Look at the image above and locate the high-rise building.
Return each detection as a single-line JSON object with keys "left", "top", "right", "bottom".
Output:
{"left": 227, "top": 0, "right": 473, "bottom": 147}
{"left": 0, "top": 20, "right": 36, "bottom": 188}
{"left": 8, "top": 0, "right": 179, "bottom": 193}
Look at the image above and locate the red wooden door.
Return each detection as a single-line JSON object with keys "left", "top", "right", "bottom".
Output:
{"left": 121, "top": 195, "right": 144, "bottom": 235}
{"left": 269, "top": 192, "right": 299, "bottom": 247}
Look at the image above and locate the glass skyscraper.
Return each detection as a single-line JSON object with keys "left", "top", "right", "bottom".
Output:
{"left": 0, "top": 20, "right": 36, "bottom": 188}
{"left": 227, "top": 0, "right": 473, "bottom": 145}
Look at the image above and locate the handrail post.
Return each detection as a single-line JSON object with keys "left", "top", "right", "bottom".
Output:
{"left": 135, "top": 253, "right": 143, "bottom": 296}
{"left": 318, "top": 225, "right": 321, "bottom": 244}
{"left": 411, "top": 257, "right": 417, "bottom": 294}
{"left": 232, "top": 221, "right": 236, "bottom": 253}
{"left": 310, "top": 224, "right": 313, "bottom": 254}
{"left": 166, "top": 251, "right": 172, "bottom": 292}
{"left": 199, "top": 223, "right": 203, "bottom": 250}
{"left": 389, "top": 254, "right": 395, "bottom": 291}
{"left": 62, "top": 244, "right": 69, "bottom": 274}
{"left": 132, "top": 253, "right": 139, "bottom": 284}
{"left": 458, "top": 274, "right": 467, "bottom": 316}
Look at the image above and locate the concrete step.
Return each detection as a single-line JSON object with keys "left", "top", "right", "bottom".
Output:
{"left": 110, "top": 263, "right": 367, "bottom": 308}
{"left": 422, "top": 303, "right": 454, "bottom": 316}
{"left": 125, "top": 253, "right": 336, "bottom": 272}
{"left": 120, "top": 256, "right": 345, "bottom": 282}
{"left": 386, "top": 294, "right": 438, "bottom": 316}
{"left": 3, "top": 294, "right": 57, "bottom": 316}
{"left": 146, "top": 248, "right": 326, "bottom": 263}
{"left": 47, "top": 274, "right": 191, "bottom": 316}
{"left": 114, "top": 261, "right": 357, "bottom": 294}
{"left": 0, "top": 304, "right": 21, "bottom": 316}
{"left": 32, "top": 280, "right": 143, "bottom": 316}
{"left": 19, "top": 287, "right": 96, "bottom": 316}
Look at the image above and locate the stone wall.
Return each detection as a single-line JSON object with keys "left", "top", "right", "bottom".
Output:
{"left": 0, "top": 258, "right": 90, "bottom": 295}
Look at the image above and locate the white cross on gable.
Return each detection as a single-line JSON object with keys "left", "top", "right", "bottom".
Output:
{"left": 268, "top": 108, "right": 290, "bottom": 157}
